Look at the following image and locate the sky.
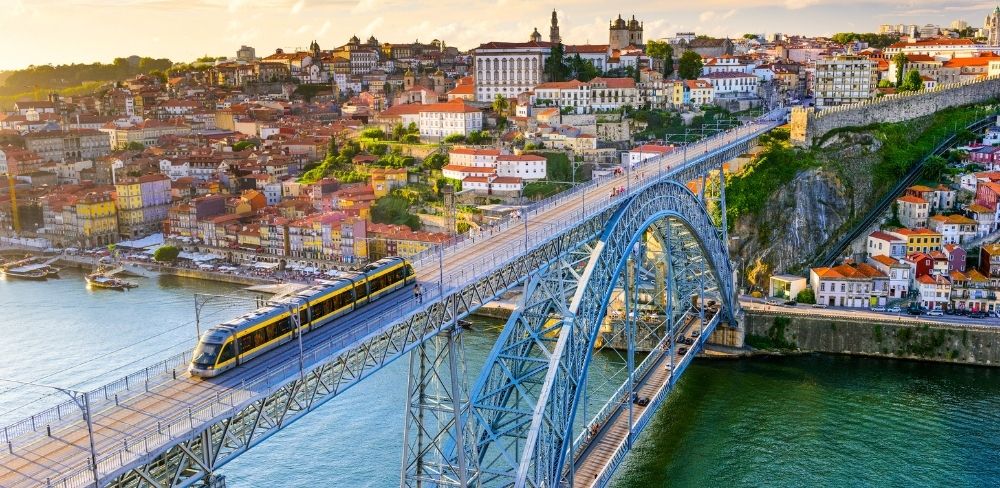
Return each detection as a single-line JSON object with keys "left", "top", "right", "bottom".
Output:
{"left": 1, "top": 0, "right": 996, "bottom": 71}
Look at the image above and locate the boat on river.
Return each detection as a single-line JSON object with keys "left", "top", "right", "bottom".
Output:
{"left": 85, "top": 273, "right": 137, "bottom": 291}
{"left": 2, "top": 264, "right": 50, "bottom": 281}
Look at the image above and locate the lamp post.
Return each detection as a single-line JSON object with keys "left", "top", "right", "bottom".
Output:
{"left": 0, "top": 379, "right": 100, "bottom": 488}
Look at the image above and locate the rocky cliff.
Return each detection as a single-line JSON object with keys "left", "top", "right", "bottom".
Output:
{"left": 729, "top": 131, "right": 887, "bottom": 285}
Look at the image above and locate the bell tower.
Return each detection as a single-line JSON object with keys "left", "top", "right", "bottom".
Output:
{"left": 550, "top": 10, "right": 561, "bottom": 44}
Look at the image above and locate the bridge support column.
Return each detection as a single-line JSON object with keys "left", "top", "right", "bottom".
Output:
{"left": 401, "top": 326, "right": 475, "bottom": 487}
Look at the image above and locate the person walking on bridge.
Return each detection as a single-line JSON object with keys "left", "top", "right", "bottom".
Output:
{"left": 413, "top": 283, "right": 423, "bottom": 304}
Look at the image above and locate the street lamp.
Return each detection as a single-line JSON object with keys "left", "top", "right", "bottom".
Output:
{"left": 0, "top": 378, "right": 100, "bottom": 488}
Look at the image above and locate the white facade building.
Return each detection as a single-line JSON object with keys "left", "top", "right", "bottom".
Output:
{"left": 474, "top": 41, "right": 552, "bottom": 102}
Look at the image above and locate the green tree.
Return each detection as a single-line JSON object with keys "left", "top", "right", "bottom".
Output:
{"left": 371, "top": 195, "right": 421, "bottom": 229}
{"left": 153, "top": 245, "right": 180, "bottom": 262}
{"left": 491, "top": 93, "right": 510, "bottom": 116}
{"left": 567, "top": 54, "right": 600, "bottom": 82}
{"left": 742, "top": 33, "right": 758, "bottom": 40}
{"left": 645, "top": 40, "right": 674, "bottom": 75}
{"left": 900, "top": 69, "right": 923, "bottom": 92}
{"left": 327, "top": 135, "right": 339, "bottom": 158}
{"left": 422, "top": 153, "right": 448, "bottom": 171}
{"left": 922, "top": 155, "right": 948, "bottom": 181}
{"left": 443, "top": 133, "right": 466, "bottom": 143}
{"left": 361, "top": 127, "right": 386, "bottom": 140}
{"left": 545, "top": 43, "right": 568, "bottom": 82}
{"left": 232, "top": 140, "right": 258, "bottom": 152}
{"left": 125, "top": 141, "right": 145, "bottom": 151}
{"left": 391, "top": 122, "right": 406, "bottom": 141}
{"left": 795, "top": 288, "right": 816, "bottom": 304}
{"left": 892, "top": 52, "right": 908, "bottom": 87}
{"left": 678, "top": 51, "right": 704, "bottom": 80}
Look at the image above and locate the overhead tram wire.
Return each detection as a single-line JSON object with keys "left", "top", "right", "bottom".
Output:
{"left": 0, "top": 297, "right": 258, "bottom": 397}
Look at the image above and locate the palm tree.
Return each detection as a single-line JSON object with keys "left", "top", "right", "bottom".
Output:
{"left": 491, "top": 94, "right": 509, "bottom": 116}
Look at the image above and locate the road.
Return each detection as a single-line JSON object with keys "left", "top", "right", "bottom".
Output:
{"left": 0, "top": 120, "right": 779, "bottom": 487}
{"left": 740, "top": 299, "right": 1000, "bottom": 328}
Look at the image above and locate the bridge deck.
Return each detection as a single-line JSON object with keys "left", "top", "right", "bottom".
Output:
{"left": 572, "top": 313, "right": 708, "bottom": 487}
{"left": 0, "top": 121, "right": 776, "bottom": 487}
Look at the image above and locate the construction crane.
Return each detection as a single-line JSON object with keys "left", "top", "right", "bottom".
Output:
{"left": 5, "top": 173, "right": 19, "bottom": 234}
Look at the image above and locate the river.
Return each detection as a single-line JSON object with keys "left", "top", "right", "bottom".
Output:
{"left": 2, "top": 270, "right": 999, "bottom": 486}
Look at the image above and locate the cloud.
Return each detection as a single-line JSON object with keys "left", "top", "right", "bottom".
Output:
{"left": 360, "top": 16, "right": 384, "bottom": 37}
{"left": 317, "top": 20, "right": 332, "bottom": 36}
{"left": 352, "top": 0, "right": 378, "bottom": 14}
{"left": 290, "top": 0, "right": 304, "bottom": 14}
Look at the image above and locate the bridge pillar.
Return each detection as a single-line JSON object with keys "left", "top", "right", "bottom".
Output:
{"left": 401, "top": 325, "right": 476, "bottom": 487}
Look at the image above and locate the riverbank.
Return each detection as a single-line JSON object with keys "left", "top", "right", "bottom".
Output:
{"left": 745, "top": 310, "right": 1000, "bottom": 366}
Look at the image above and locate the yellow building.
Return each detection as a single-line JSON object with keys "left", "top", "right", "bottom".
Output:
{"left": 889, "top": 228, "right": 943, "bottom": 255}
{"left": 114, "top": 179, "right": 143, "bottom": 235}
{"left": 76, "top": 192, "right": 118, "bottom": 246}
{"left": 370, "top": 168, "right": 408, "bottom": 198}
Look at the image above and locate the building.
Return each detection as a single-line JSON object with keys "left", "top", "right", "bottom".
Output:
{"left": 102, "top": 119, "right": 191, "bottom": 149}
{"left": 987, "top": 6, "right": 1000, "bottom": 47}
{"left": 868, "top": 254, "right": 911, "bottom": 299}
{"left": 979, "top": 244, "right": 1000, "bottom": 279}
{"left": 416, "top": 100, "right": 484, "bottom": 141}
{"left": 623, "top": 144, "right": 675, "bottom": 167}
{"left": 889, "top": 228, "right": 943, "bottom": 255}
{"left": 896, "top": 195, "right": 929, "bottom": 228}
{"left": 916, "top": 273, "right": 952, "bottom": 310}
{"left": 549, "top": 10, "right": 561, "bottom": 44}
{"left": 609, "top": 14, "right": 643, "bottom": 50}
{"left": 813, "top": 54, "right": 878, "bottom": 108}
{"left": 237, "top": 45, "right": 256, "bottom": 62}
{"left": 23, "top": 130, "right": 111, "bottom": 163}
{"left": 75, "top": 191, "right": 119, "bottom": 247}
{"left": 115, "top": 173, "right": 172, "bottom": 238}
{"left": 810, "top": 263, "right": 886, "bottom": 308}
{"left": 928, "top": 214, "right": 978, "bottom": 245}
{"left": 473, "top": 41, "right": 552, "bottom": 102}
{"left": 867, "top": 230, "right": 907, "bottom": 259}
{"left": 697, "top": 72, "right": 759, "bottom": 98}
{"left": 769, "top": 274, "right": 806, "bottom": 300}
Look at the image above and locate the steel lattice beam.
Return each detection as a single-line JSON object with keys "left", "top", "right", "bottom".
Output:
{"left": 468, "top": 181, "right": 738, "bottom": 488}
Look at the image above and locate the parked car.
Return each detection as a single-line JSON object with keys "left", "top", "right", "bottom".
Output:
{"left": 887, "top": 306, "right": 901, "bottom": 313}
{"left": 907, "top": 308, "right": 923, "bottom": 316}
{"left": 678, "top": 346, "right": 689, "bottom": 355}
{"left": 812, "top": 303, "right": 829, "bottom": 308}
{"left": 691, "top": 330, "right": 701, "bottom": 338}
{"left": 783, "top": 300, "right": 798, "bottom": 306}
{"left": 926, "top": 309, "right": 943, "bottom": 317}
{"left": 871, "top": 306, "right": 886, "bottom": 312}
{"left": 764, "top": 299, "right": 780, "bottom": 305}
{"left": 969, "top": 311, "right": 987, "bottom": 319}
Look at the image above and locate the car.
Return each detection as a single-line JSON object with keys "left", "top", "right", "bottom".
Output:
{"left": 691, "top": 330, "right": 701, "bottom": 338}
{"left": 926, "top": 310, "right": 943, "bottom": 317}
{"left": 678, "top": 347, "right": 689, "bottom": 355}
{"left": 783, "top": 300, "right": 798, "bottom": 306}
{"left": 812, "top": 303, "right": 829, "bottom": 308}
{"left": 764, "top": 299, "right": 780, "bottom": 305}
{"left": 969, "top": 311, "right": 986, "bottom": 319}
{"left": 907, "top": 308, "right": 923, "bottom": 316}
{"left": 955, "top": 309, "right": 969, "bottom": 316}
{"left": 871, "top": 306, "right": 886, "bottom": 312}
{"left": 887, "top": 306, "right": 901, "bottom": 313}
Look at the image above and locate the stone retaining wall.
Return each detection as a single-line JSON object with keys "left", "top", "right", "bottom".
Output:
{"left": 791, "top": 77, "right": 1000, "bottom": 145}
{"left": 746, "top": 311, "right": 1000, "bottom": 366}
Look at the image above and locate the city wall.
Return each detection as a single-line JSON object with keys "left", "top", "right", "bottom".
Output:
{"left": 746, "top": 311, "right": 1000, "bottom": 366}
{"left": 791, "top": 77, "right": 1000, "bottom": 146}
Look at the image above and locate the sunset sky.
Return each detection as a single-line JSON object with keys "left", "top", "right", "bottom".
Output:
{"left": 1, "top": 0, "right": 994, "bottom": 70}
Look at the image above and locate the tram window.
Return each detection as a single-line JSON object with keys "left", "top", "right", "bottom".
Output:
{"left": 299, "top": 309, "right": 309, "bottom": 326}
{"left": 217, "top": 341, "right": 235, "bottom": 364}
{"left": 276, "top": 317, "right": 292, "bottom": 335}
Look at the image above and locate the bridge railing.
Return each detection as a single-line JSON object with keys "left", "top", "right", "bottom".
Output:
{"left": 0, "top": 350, "right": 195, "bottom": 448}
{"left": 3, "top": 120, "right": 778, "bottom": 482}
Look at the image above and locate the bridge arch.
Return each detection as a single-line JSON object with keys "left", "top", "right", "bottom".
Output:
{"left": 469, "top": 180, "right": 738, "bottom": 487}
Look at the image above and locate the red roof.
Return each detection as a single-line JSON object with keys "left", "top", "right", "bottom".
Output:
{"left": 450, "top": 147, "right": 501, "bottom": 156}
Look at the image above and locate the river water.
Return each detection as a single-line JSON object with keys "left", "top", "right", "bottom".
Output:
{"left": 2, "top": 271, "right": 999, "bottom": 486}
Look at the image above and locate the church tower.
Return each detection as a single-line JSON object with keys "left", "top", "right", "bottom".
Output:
{"left": 987, "top": 6, "right": 1000, "bottom": 47}
{"left": 550, "top": 10, "right": 561, "bottom": 44}
{"left": 530, "top": 27, "right": 542, "bottom": 43}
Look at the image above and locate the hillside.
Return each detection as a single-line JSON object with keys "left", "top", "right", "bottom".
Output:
{"left": 714, "top": 102, "right": 995, "bottom": 291}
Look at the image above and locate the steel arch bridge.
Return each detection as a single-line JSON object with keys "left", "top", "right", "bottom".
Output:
{"left": 464, "top": 180, "right": 736, "bottom": 487}
{"left": 400, "top": 178, "right": 738, "bottom": 488}
{"left": 1, "top": 117, "right": 780, "bottom": 488}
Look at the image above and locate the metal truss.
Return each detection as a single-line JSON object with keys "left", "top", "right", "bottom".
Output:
{"left": 468, "top": 180, "right": 738, "bottom": 488}
{"left": 402, "top": 326, "right": 477, "bottom": 487}
{"left": 28, "top": 129, "right": 761, "bottom": 488}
